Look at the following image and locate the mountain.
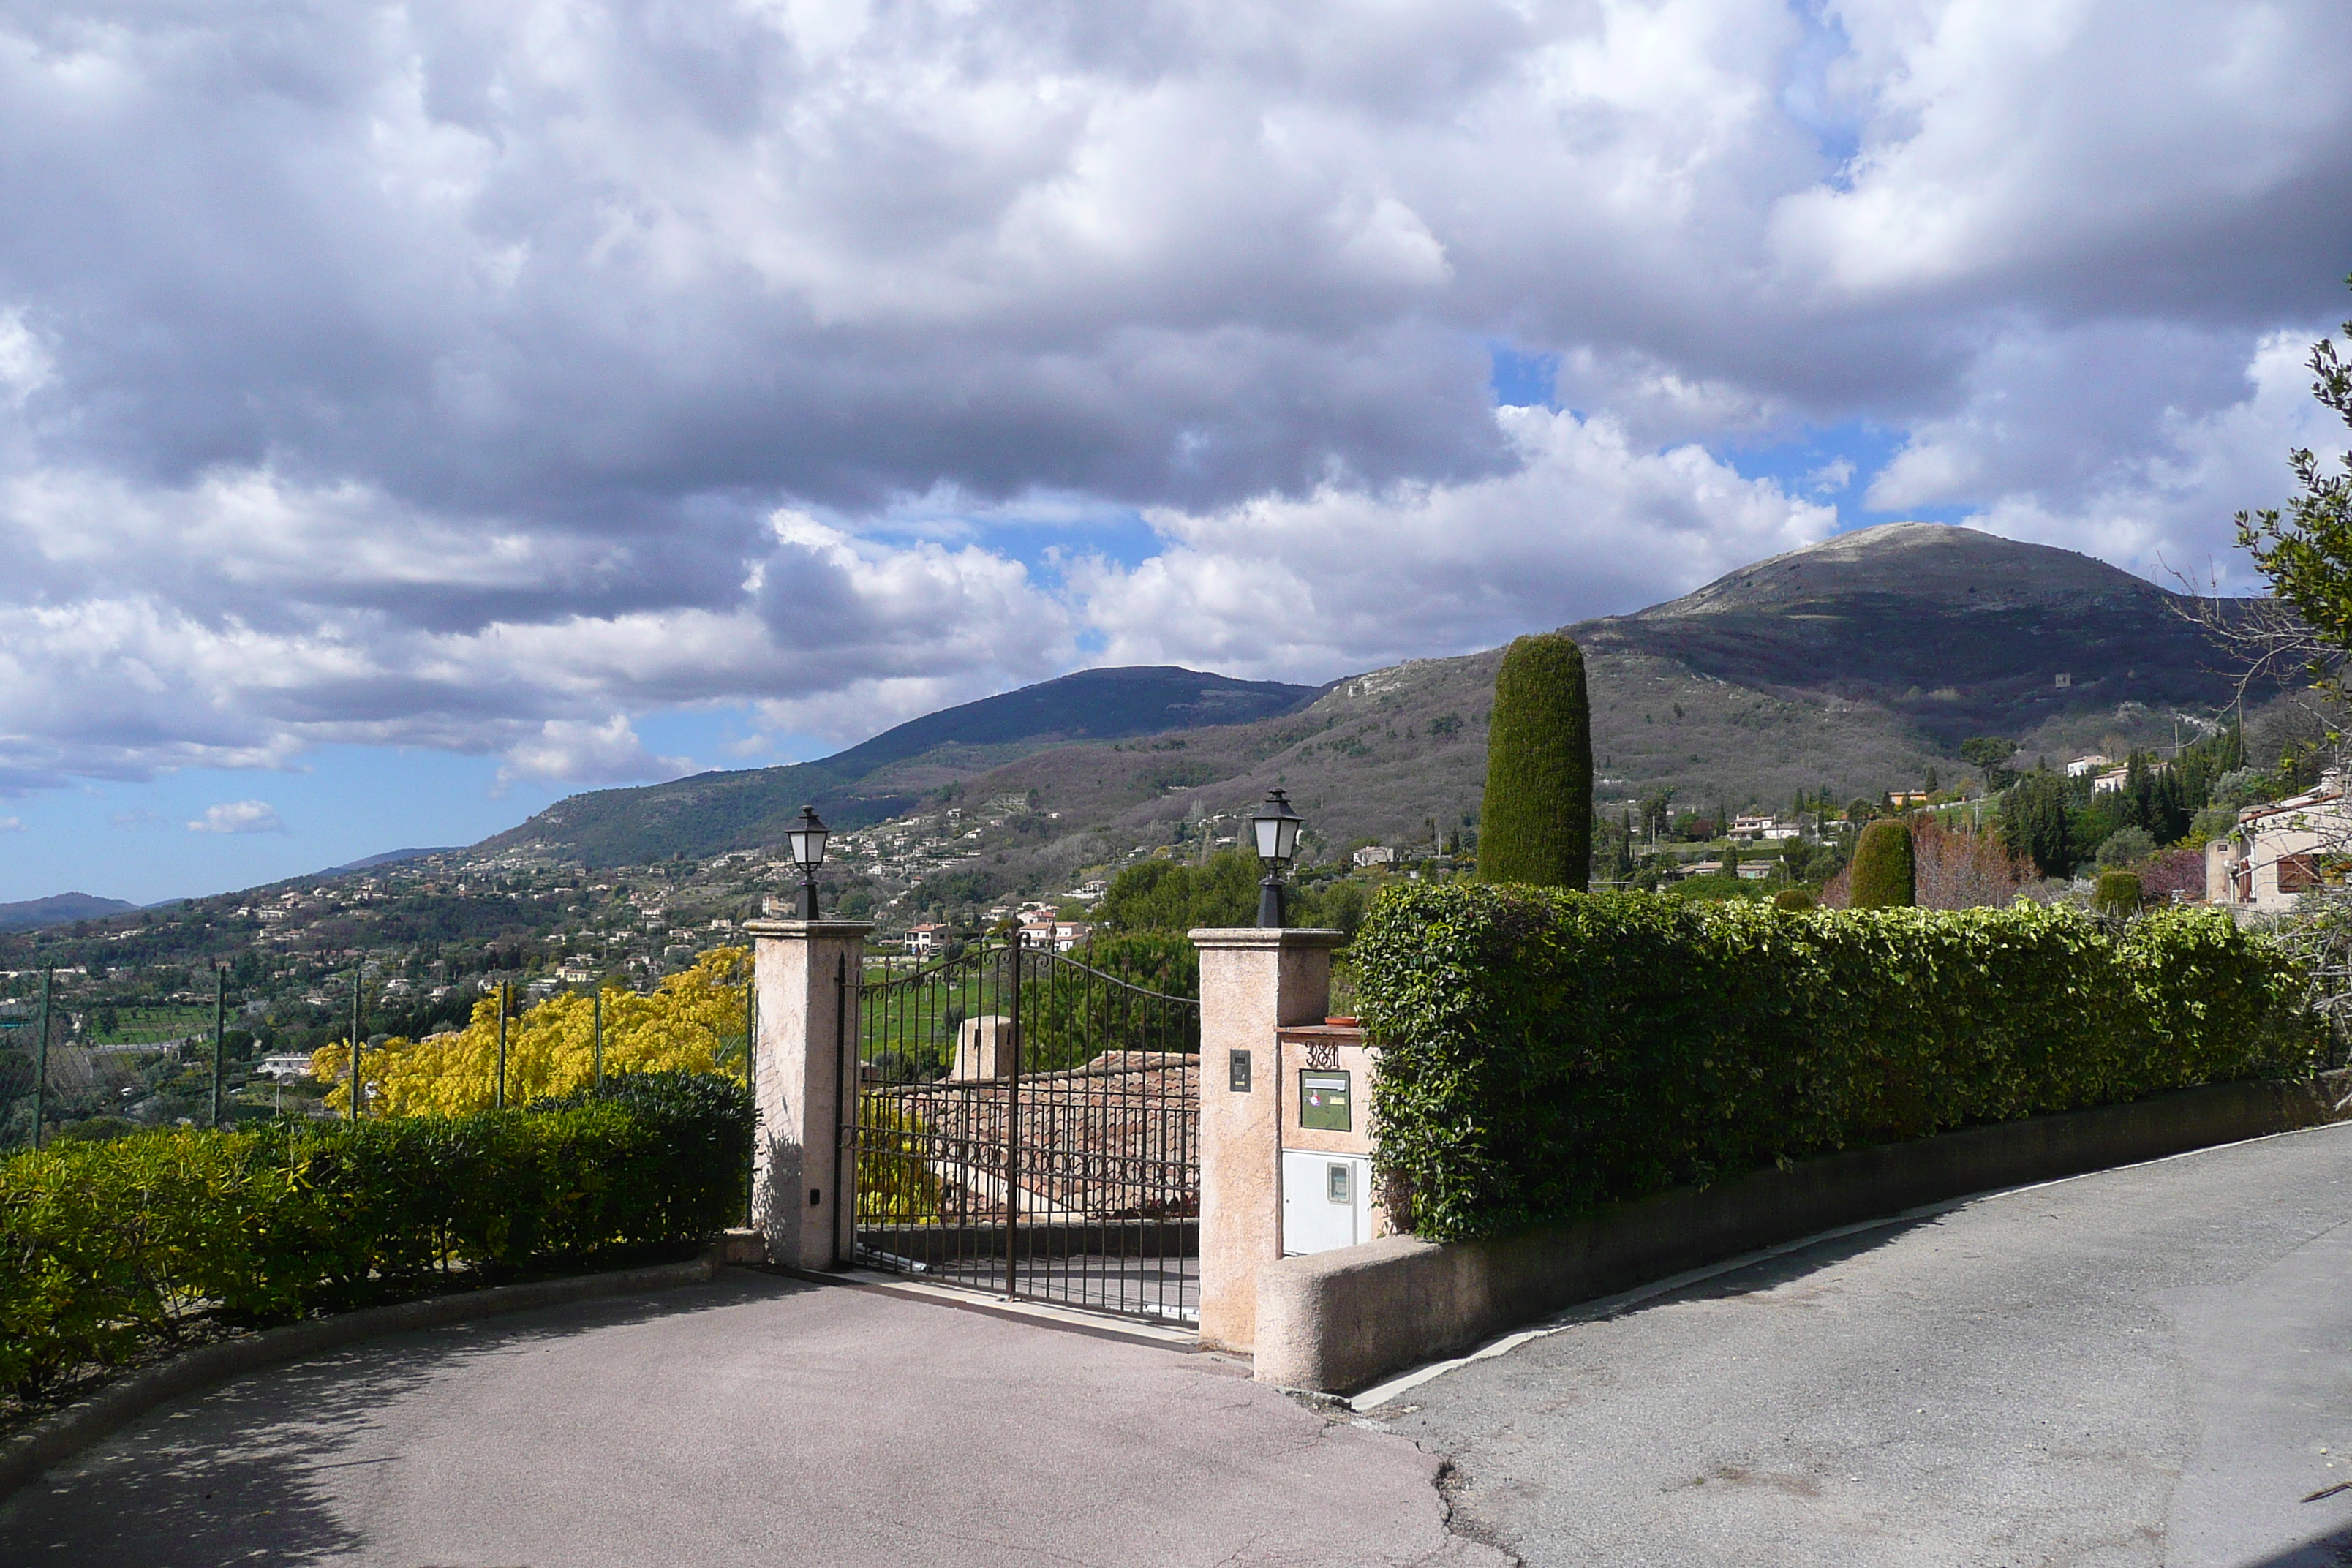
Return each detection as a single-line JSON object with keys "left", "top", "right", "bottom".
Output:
{"left": 477, "top": 666, "right": 1322, "bottom": 866}
{"left": 470, "top": 524, "right": 2264, "bottom": 877}
{"left": 1583, "top": 523, "right": 2239, "bottom": 748}
{"left": 848, "top": 524, "right": 2264, "bottom": 873}
{"left": 0, "top": 892, "right": 140, "bottom": 932}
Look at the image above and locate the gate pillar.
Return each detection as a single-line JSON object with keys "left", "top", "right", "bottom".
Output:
{"left": 1191, "top": 927, "right": 1346, "bottom": 1354}
{"left": 745, "top": 918, "right": 872, "bottom": 1270}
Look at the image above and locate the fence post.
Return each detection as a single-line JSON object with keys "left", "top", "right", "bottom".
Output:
{"left": 745, "top": 917, "right": 872, "bottom": 1270}
{"left": 212, "top": 965, "right": 226, "bottom": 1130}
{"left": 31, "top": 966, "right": 51, "bottom": 1150}
{"left": 350, "top": 968, "right": 363, "bottom": 1122}
{"left": 1189, "top": 927, "right": 1344, "bottom": 1355}
{"left": 743, "top": 962, "right": 756, "bottom": 1230}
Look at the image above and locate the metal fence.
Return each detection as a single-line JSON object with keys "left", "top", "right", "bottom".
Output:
{"left": 844, "top": 941, "right": 1201, "bottom": 1323}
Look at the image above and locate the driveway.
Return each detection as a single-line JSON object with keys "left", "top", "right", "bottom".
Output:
{"left": 13, "top": 1124, "right": 2352, "bottom": 1567}
{"left": 1377, "top": 1120, "right": 2352, "bottom": 1568}
{"left": 0, "top": 1275, "right": 1498, "bottom": 1567}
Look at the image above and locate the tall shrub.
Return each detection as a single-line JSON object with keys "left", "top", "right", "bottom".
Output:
{"left": 1477, "top": 633, "right": 1593, "bottom": 889}
{"left": 2093, "top": 870, "right": 2144, "bottom": 914}
{"left": 317, "top": 948, "right": 753, "bottom": 1116}
{"left": 1849, "top": 819, "right": 1916, "bottom": 908}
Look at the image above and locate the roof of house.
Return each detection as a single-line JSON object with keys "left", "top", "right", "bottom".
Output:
{"left": 2237, "top": 784, "right": 2345, "bottom": 827}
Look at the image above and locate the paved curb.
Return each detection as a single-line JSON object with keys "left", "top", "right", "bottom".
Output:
{"left": 1255, "top": 1071, "right": 2352, "bottom": 1393}
{"left": 0, "top": 1251, "right": 719, "bottom": 1503}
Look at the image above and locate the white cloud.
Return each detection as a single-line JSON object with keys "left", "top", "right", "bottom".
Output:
{"left": 1881, "top": 328, "right": 2344, "bottom": 589}
{"left": 0, "top": 311, "right": 52, "bottom": 407}
{"left": 497, "top": 717, "right": 693, "bottom": 789}
{"left": 189, "top": 801, "right": 286, "bottom": 834}
{"left": 0, "top": 816, "right": 21, "bottom": 832}
{"left": 1071, "top": 404, "right": 1836, "bottom": 679}
{"left": 1805, "top": 459, "right": 1856, "bottom": 495}
{"left": 0, "top": 0, "right": 2345, "bottom": 795}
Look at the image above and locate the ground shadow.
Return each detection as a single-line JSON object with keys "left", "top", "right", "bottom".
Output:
{"left": 2233, "top": 1520, "right": 2352, "bottom": 1567}
{"left": 0, "top": 1269, "right": 812, "bottom": 1568}
{"left": 1589, "top": 1211, "right": 1950, "bottom": 1322}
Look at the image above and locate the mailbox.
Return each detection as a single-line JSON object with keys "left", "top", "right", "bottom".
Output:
{"left": 1282, "top": 1150, "right": 1372, "bottom": 1256}
{"left": 1298, "top": 1068, "right": 1351, "bottom": 1131}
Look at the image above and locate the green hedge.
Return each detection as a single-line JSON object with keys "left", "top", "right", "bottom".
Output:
{"left": 0, "top": 1071, "right": 750, "bottom": 1398}
{"left": 1849, "top": 819, "right": 1915, "bottom": 907}
{"left": 1356, "top": 886, "right": 2317, "bottom": 1242}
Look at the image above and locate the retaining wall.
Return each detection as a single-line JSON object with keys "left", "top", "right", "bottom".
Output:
{"left": 1253, "top": 1073, "right": 2352, "bottom": 1394}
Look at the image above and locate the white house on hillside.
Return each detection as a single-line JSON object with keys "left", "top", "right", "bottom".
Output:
{"left": 2206, "top": 779, "right": 2348, "bottom": 912}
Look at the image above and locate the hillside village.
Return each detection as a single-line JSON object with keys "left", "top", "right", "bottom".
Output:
{"left": 1, "top": 524, "right": 2339, "bottom": 1147}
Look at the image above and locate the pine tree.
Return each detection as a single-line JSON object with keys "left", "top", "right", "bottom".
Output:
{"left": 1477, "top": 633, "right": 1594, "bottom": 889}
{"left": 1849, "top": 820, "right": 1916, "bottom": 908}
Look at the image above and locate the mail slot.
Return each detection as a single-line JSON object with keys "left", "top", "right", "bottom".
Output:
{"left": 1298, "top": 1068, "right": 1351, "bottom": 1131}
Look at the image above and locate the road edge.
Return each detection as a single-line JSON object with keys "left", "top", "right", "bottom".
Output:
{"left": 0, "top": 1251, "right": 720, "bottom": 1503}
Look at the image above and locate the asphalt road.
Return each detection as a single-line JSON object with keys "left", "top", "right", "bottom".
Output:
{"left": 1379, "top": 1120, "right": 2352, "bottom": 1568}
{"left": 11, "top": 1124, "right": 2352, "bottom": 1567}
{"left": 0, "top": 1275, "right": 1499, "bottom": 1568}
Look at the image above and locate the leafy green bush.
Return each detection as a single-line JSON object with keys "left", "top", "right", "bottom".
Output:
{"left": 1772, "top": 889, "right": 1816, "bottom": 911}
{"left": 1849, "top": 820, "right": 1916, "bottom": 907}
{"left": 0, "top": 1074, "right": 751, "bottom": 1398}
{"left": 2093, "top": 870, "right": 2144, "bottom": 914}
{"left": 1477, "top": 633, "right": 1592, "bottom": 890}
{"left": 1098, "top": 853, "right": 1260, "bottom": 932}
{"left": 1356, "top": 884, "right": 2315, "bottom": 1242}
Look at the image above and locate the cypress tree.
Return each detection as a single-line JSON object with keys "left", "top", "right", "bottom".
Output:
{"left": 2092, "top": 870, "right": 2143, "bottom": 916}
{"left": 1849, "top": 819, "right": 1916, "bottom": 908}
{"left": 1477, "top": 632, "right": 1594, "bottom": 889}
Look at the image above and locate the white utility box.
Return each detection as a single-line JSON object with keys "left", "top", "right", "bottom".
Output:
{"left": 1281, "top": 1150, "right": 1373, "bottom": 1256}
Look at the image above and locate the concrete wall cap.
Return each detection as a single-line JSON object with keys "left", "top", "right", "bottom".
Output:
{"left": 1270, "top": 1233, "right": 1438, "bottom": 1282}
{"left": 742, "top": 919, "right": 876, "bottom": 939}
{"left": 1188, "top": 927, "right": 1348, "bottom": 950}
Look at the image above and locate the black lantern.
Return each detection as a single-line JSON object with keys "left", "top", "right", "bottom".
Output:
{"left": 1250, "top": 788, "right": 1304, "bottom": 927}
{"left": 785, "top": 805, "right": 830, "bottom": 919}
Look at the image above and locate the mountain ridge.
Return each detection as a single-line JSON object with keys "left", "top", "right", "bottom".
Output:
{"left": 475, "top": 665, "right": 1322, "bottom": 867}
{"left": 470, "top": 524, "right": 2266, "bottom": 872}
{"left": 0, "top": 892, "right": 140, "bottom": 932}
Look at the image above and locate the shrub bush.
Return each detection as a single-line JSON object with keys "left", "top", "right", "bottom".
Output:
{"left": 1477, "top": 633, "right": 1592, "bottom": 889}
{"left": 1848, "top": 819, "right": 1916, "bottom": 907}
{"left": 2093, "top": 870, "right": 2144, "bottom": 914}
{"left": 1771, "top": 889, "right": 1816, "bottom": 911}
{"left": 1356, "top": 884, "right": 2316, "bottom": 1243}
{"left": 0, "top": 1073, "right": 751, "bottom": 1399}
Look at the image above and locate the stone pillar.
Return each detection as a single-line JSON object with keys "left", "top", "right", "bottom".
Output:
{"left": 745, "top": 919, "right": 872, "bottom": 1271}
{"left": 1191, "top": 927, "right": 1346, "bottom": 1354}
{"left": 950, "top": 1015, "right": 1019, "bottom": 1081}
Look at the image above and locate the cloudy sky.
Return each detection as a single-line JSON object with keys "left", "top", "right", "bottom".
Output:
{"left": 4, "top": 0, "right": 2351, "bottom": 902}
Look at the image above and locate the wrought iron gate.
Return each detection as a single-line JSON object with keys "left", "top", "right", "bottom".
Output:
{"left": 840, "top": 939, "right": 1199, "bottom": 1322}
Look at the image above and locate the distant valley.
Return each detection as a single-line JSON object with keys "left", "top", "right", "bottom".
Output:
{"left": 2, "top": 524, "right": 2286, "bottom": 951}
